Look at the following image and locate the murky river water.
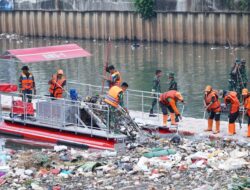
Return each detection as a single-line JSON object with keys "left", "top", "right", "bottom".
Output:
{"left": 0, "top": 38, "right": 249, "bottom": 118}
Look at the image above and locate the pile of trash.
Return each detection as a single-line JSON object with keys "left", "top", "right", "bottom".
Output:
{"left": 0, "top": 33, "right": 24, "bottom": 43}
{"left": 0, "top": 137, "right": 249, "bottom": 190}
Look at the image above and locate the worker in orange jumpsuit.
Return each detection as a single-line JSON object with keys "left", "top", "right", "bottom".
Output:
{"left": 104, "top": 65, "right": 122, "bottom": 88}
{"left": 48, "top": 69, "right": 66, "bottom": 99}
{"left": 203, "top": 85, "right": 221, "bottom": 134}
{"left": 159, "top": 90, "right": 184, "bottom": 127}
{"left": 242, "top": 88, "right": 250, "bottom": 137}
{"left": 221, "top": 90, "right": 240, "bottom": 135}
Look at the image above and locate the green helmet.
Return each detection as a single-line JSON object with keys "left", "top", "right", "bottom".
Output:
{"left": 235, "top": 58, "right": 241, "bottom": 64}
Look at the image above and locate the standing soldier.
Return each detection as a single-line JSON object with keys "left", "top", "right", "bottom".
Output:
{"left": 220, "top": 90, "right": 240, "bottom": 135}
{"left": 168, "top": 72, "right": 177, "bottom": 91}
{"left": 104, "top": 65, "right": 122, "bottom": 88}
{"left": 228, "top": 58, "right": 247, "bottom": 100}
{"left": 242, "top": 88, "right": 250, "bottom": 137}
{"left": 48, "top": 69, "right": 66, "bottom": 99}
{"left": 149, "top": 70, "right": 162, "bottom": 117}
{"left": 159, "top": 90, "right": 184, "bottom": 127}
{"left": 203, "top": 85, "right": 221, "bottom": 134}
{"left": 19, "top": 66, "right": 36, "bottom": 103}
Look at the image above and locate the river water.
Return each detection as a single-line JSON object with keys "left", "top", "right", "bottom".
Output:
{"left": 0, "top": 37, "right": 249, "bottom": 118}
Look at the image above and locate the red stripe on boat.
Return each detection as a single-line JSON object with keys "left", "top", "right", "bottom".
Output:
{"left": 0, "top": 122, "right": 115, "bottom": 150}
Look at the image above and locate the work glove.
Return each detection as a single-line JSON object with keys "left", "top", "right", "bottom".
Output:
{"left": 176, "top": 114, "right": 182, "bottom": 121}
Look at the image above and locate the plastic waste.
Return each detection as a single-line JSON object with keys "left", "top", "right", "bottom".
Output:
{"left": 143, "top": 149, "right": 176, "bottom": 158}
{"left": 54, "top": 145, "right": 67, "bottom": 152}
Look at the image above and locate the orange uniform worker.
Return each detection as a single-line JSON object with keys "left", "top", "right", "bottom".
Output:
{"left": 204, "top": 85, "right": 221, "bottom": 134}
{"left": 242, "top": 88, "right": 250, "bottom": 137}
{"left": 19, "top": 66, "right": 36, "bottom": 103}
{"left": 221, "top": 90, "right": 240, "bottom": 135}
{"left": 104, "top": 65, "right": 122, "bottom": 88}
{"left": 48, "top": 69, "right": 66, "bottom": 99}
{"left": 159, "top": 90, "right": 184, "bottom": 127}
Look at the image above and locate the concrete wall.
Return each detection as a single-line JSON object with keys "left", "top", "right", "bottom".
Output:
{"left": 0, "top": 11, "right": 249, "bottom": 45}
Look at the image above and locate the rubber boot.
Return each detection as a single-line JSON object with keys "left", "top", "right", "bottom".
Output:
{"left": 204, "top": 119, "right": 213, "bottom": 131}
{"left": 163, "top": 115, "right": 168, "bottom": 127}
{"left": 228, "top": 123, "right": 235, "bottom": 135}
{"left": 247, "top": 125, "right": 250, "bottom": 137}
{"left": 170, "top": 113, "right": 177, "bottom": 125}
{"left": 213, "top": 121, "right": 220, "bottom": 134}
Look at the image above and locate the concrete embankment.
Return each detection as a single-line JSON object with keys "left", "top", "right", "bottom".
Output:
{"left": 0, "top": 11, "right": 249, "bottom": 45}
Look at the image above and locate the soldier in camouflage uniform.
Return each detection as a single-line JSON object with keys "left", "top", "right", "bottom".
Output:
{"left": 149, "top": 70, "right": 162, "bottom": 117}
{"left": 168, "top": 72, "right": 178, "bottom": 91}
{"left": 228, "top": 58, "right": 248, "bottom": 101}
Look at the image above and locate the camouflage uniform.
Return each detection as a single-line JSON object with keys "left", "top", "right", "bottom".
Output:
{"left": 228, "top": 59, "right": 248, "bottom": 101}
{"left": 150, "top": 76, "right": 161, "bottom": 115}
{"left": 168, "top": 72, "right": 178, "bottom": 91}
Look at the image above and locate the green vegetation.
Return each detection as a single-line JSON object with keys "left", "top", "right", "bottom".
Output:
{"left": 133, "top": 0, "right": 156, "bottom": 19}
{"left": 222, "top": 0, "right": 250, "bottom": 11}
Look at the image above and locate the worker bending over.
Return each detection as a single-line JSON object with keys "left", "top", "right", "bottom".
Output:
{"left": 48, "top": 69, "right": 66, "bottom": 99}
{"left": 104, "top": 65, "right": 122, "bottom": 88}
{"left": 19, "top": 66, "right": 36, "bottom": 103}
{"left": 159, "top": 90, "right": 184, "bottom": 127}
{"left": 220, "top": 90, "right": 240, "bottom": 135}
{"left": 242, "top": 88, "right": 250, "bottom": 137}
{"left": 204, "top": 85, "right": 221, "bottom": 134}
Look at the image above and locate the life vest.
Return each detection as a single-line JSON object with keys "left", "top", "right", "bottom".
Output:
{"left": 49, "top": 74, "right": 66, "bottom": 98}
{"left": 159, "top": 90, "right": 178, "bottom": 105}
{"left": 104, "top": 86, "right": 123, "bottom": 108}
{"left": 21, "top": 72, "right": 34, "bottom": 91}
{"left": 109, "top": 71, "right": 122, "bottom": 88}
{"left": 243, "top": 94, "right": 250, "bottom": 116}
{"left": 224, "top": 91, "right": 240, "bottom": 114}
{"left": 204, "top": 90, "right": 221, "bottom": 112}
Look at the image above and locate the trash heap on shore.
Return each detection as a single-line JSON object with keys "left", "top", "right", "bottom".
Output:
{"left": 0, "top": 137, "right": 249, "bottom": 190}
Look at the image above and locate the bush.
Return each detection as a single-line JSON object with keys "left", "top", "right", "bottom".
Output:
{"left": 134, "top": 0, "right": 156, "bottom": 19}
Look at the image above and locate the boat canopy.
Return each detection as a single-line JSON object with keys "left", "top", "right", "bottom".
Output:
{"left": 4, "top": 44, "right": 91, "bottom": 63}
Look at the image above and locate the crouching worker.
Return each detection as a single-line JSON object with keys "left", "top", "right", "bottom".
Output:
{"left": 48, "top": 69, "right": 66, "bottom": 99}
{"left": 204, "top": 85, "right": 221, "bottom": 134}
{"left": 159, "top": 90, "right": 184, "bottom": 127}
{"left": 220, "top": 90, "right": 240, "bottom": 135}
{"left": 104, "top": 82, "right": 129, "bottom": 127}
{"left": 242, "top": 88, "right": 250, "bottom": 137}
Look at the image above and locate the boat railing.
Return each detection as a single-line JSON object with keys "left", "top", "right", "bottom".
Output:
{"left": 35, "top": 81, "right": 163, "bottom": 127}
{"left": 0, "top": 92, "right": 116, "bottom": 138}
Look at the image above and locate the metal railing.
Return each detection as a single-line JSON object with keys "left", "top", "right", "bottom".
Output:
{"left": 0, "top": 92, "right": 116, "bottom": 138}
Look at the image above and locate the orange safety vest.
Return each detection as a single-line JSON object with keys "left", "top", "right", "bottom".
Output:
{"left": 21, "top": 72, "right": 34, "bottom": 91}
{"left": 49, "top": 74, "right": 66, "bottom": 99}
{"left": 204, "top": 90, "right": 221, "bottom": 112}
{"left": 160, "top": 90, "right": 180, "bottom": 115}
{"left": 159, "top": 90, "right": 178, "bottom": 105}
{"left": 224, "top": 91, "right": 240, "bottom": 114}
{"left": 243, "top": 94, "right": 250, "bottom": 116}
{"left": 109, "top": 71, "right": 122, "bottom": 88}
{"left": 104, "top": 86, "right": 123, "bottom": 108}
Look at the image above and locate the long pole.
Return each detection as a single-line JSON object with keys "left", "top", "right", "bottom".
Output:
{"left": 101, "top": 37, "right": 111, "bottom": 94}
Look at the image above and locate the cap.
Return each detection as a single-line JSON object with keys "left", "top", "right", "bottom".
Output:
{"left": 204, "top": 85, "right": 212, "bottom": 92}
{"left": 235, "top": 58, "right": 241, "bottom": 64}
{"left": 175, "top": 92, "right": 184, "bottom": 102}
{"left": 241, "top": 59, "right": 246, "bottom": 64}
{"left": 21, "top": 66, "right": 29, "bottom": 71}
{"left": 57, "top": 69, "right": 64, "bottom": 75}
{"left": 242, "top": 88, "right": 248, "bottom": 96}
{"left": 168, "top": 72, "right": 175, "bottom": 78}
